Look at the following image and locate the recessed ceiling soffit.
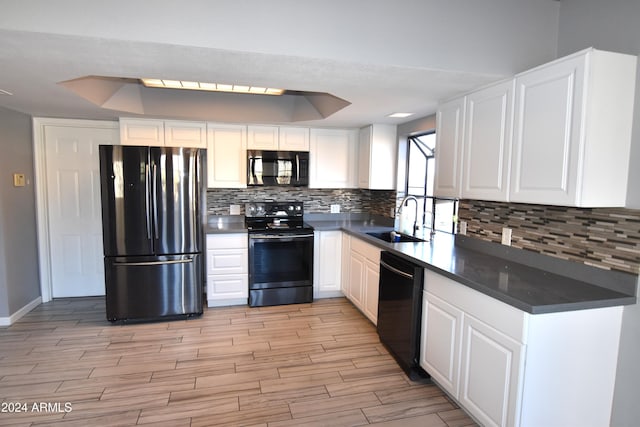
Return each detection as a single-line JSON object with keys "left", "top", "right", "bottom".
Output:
{"left": 58, "top": 76, "right": 351, "bottom": 123}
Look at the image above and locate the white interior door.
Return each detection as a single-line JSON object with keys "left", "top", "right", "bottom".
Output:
{"left": 44, "top": 125, "right": 118, "bottom": 297}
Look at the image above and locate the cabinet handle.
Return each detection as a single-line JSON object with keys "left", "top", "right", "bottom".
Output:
{"left": 380, "top": 260, "right": 414, "bottom": 279}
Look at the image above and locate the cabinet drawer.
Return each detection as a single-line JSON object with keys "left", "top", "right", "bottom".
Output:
{"left": 206, "top": 233, "right": 247, "bottom": 250}
{"left": 206, "top": 249, "right": 247, "bottom": 275}
{"left": 351, "top": 237, "right": 381, "bottom": 262}
{"left": 207, "top": 274, "right": 248, "bottom": 299}
{"left": 424, "top": 270, "right": 526, "bottom": 342}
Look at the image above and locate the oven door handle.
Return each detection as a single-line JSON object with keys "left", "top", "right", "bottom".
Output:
{"left": 250, "top": 233, "right": 314, "bottom": 240}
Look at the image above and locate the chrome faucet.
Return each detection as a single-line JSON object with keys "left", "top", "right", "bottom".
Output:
{"left": 398, "top": 195, "right": 419, "bottom": 236}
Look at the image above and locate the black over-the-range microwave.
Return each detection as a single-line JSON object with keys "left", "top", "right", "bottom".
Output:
{"left": 247, "top": 150, "right": 309, "bottom": 186}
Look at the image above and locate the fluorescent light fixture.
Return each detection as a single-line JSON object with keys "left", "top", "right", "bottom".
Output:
{"left": 140, "top": 79, "right": 284, "bottom": 95}
{"left": 387, "top": 112, "right": 414, "bottom": 118}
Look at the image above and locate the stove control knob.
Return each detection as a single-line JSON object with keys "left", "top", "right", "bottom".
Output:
{"left": 288, "top": 205, "right": 294, "bottom": 212}
{"left": 295, "top": 205, "right": 302, "bottom": 211}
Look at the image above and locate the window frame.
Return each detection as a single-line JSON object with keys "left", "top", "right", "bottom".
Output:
{"left": 403, "top": 131, "right": 458, "bottom": 234}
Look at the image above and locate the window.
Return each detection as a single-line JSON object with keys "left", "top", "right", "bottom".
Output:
{"left": 402, "top": 132, "right": 458, "bottom": 234}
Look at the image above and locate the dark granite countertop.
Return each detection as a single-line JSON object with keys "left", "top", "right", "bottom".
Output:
{"left": 307, "top": 219, "right": 637, "bottom": 315}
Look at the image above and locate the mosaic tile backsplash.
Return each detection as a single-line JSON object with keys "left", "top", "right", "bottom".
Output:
{"left": 458, "top": 200, "right": 640, "bottom": 275}
{"left": 207, "top": 187, "right": 396, "bottom": 218}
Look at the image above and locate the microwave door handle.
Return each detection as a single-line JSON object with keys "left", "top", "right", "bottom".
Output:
{"left": 249, "top": 157, "right": 254, "bottom": 185}
{"left": 295, "top": 154, "right": 300, "bottom": 183}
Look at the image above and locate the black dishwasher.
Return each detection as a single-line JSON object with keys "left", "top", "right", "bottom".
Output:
{"left": 377, "top": 251, "right": 430, "bottom": 381}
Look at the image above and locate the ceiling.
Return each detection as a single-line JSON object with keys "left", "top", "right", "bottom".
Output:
{"left": 0, "top": 1, "right": 561, "bottom": 128}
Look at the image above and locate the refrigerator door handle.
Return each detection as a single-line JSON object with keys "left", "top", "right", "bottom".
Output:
{"left": 152, "top": 163, "right": 159, "bottom": 240}
{"left": 145, "top": 164, "right": 152, "bottom": 239}
{"left": 112, "top": 258, "right": 194, "bottom": 267}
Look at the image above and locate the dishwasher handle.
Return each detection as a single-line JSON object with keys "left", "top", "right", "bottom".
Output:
{"left": 380, "top": 259, "right": 414, "bottom": 280}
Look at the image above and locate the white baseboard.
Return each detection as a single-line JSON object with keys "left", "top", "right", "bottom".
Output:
{"left": 0, "top": 297, "right": 42, "bottom": 326}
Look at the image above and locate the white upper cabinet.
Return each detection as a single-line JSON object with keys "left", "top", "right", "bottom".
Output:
{"left": 247, "top": 125, "right": 279, "bottom": 150}
{"left": 207, "top": 123, "right": 247, "bottom": 188}
{"left": 119, "top": 118, "right": 165, "bottom": 146}
{"left": 279, "top": 126, "right": 310, "bottom": 151}
{"left": 120, "top": 118, "right": 206, "bottom": 148}
{"left": 434, "top": 97, "right": 465, "bottom": 198}
{"left": 462, "top": 80, "right": 514, "bottom": 201}
{"left": 247, "top": 125, "right": 310, "bottom": 151}
{"left": 309, "top": 128, "right": 358, "bottom": 188}
{"left": 358, "top": 124, "right": 397, "bottom": 190}
{"left": 164, "top": 120, "right": 207, "bottom": 148}
{"left": 510, "top": 48, "right": 636, "bottom": 207}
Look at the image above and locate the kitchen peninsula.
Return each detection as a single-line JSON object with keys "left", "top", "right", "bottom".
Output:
{"left": 301, "top": 216, "right": 637, "bottom": 427}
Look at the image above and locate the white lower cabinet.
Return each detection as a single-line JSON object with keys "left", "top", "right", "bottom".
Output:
{"left": 421, "top": 269, "right": 623, "bottom": 427}
{"left": 313, "top": 231, "right": 343, "bottom": 299}
{"left": 420, "top": 292, "right": 463, "bottom": 398}
{"left": 206, "top": 234, "right": 248, "bottom": 307}
{"left": 343, "top": 236, "right": 381, "bottom": 324}
{"left": 459, "top": 313, "right": 524, "bottom": 427}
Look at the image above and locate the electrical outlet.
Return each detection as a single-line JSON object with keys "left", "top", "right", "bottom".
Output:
{"left": 229, "top": 204, "right": 241, "bottom": 215}
{"left": 501, "top": 227, "right": 512, "bottom": 246}
{"left": 459, "top": 220, "right": 467, "bottom": 235}
{"left": 330, "top": 204, "right": 340, "bottom": 213}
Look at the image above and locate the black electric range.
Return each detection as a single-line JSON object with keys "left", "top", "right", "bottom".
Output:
{"left": 245, "top": 202, "right": 314, "bottom": 307}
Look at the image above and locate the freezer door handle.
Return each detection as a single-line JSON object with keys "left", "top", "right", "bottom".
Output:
{"left": 152, "top": 163, "right": 159, "bottom": 239}
{"left": 112, "top": 258, "right": 194, "bottom": 267}
{"left": 145, "top": 164, "right": 152, "bottom": 239}
{"left": 380, "top": 260, "right": 414, "bottom": 279}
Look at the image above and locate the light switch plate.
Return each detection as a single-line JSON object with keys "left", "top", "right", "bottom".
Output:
{"left": 13, "top": 173, "right": 26, "bottom": 187}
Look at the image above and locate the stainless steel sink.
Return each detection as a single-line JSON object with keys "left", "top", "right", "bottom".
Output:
{"left": 366, "top": 231, "right": 425, "bottom": 243}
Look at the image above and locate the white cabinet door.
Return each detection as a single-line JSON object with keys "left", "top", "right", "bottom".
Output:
{"left": 510, "top": 49, "right": 636, "bottom": 207}
{"left": 247, "top": 125, "right": 279, "bottom": 150}
{"left": 421, "top": 291, "right": 463, "bottom": 398}
{"left": 348, "top": 251, "right": 365, "bottom": 308}
{"left": 341, "top": 233, "right": 351, "bottom": 296}
{"left": 363, "top": 258, "right": 379, "bottom": 325}
{"left": 314, "top": 231, "right": 343, "bottom": 298}
{"left": 510, "top": 54, "right": 585, "bottom": 207}
{"left": 358, "top": 124, "right": 397, "bottom": 190}
{"left": 462, "top": 80, "right": 513, "bottom": 201}
{"left": 346, "top": 237, "right": 381, "bottom": 323}
{"left": 207, "top": 123, "right": 247, "bottom": 188}
{"left": 119, "top": 118, "right": 164, "bottom": 146}
{"left": 279, "top": 127, "right": 310, "bottom": 151}
{"left": 164, "top": 120, "right": 207, "bottom": 148}
{"left": 309, "top": 128, "right": 358, "bottom": 188}
{"left": 206, "top": 234, "right": 248, "bottom": 306}
{"left": 434, "top": 97, "right": 465, "bottom": 198}
{"left": 459, "top": 314, "right": 524, "bottom": 427}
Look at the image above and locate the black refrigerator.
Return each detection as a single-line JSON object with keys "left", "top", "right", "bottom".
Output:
{"left": 99, "top": 145, "right": 206, "bottom": 322}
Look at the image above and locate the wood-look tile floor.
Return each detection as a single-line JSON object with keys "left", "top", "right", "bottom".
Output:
{"left": 0, "top": 297, "right": 477, "bottom": 427}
